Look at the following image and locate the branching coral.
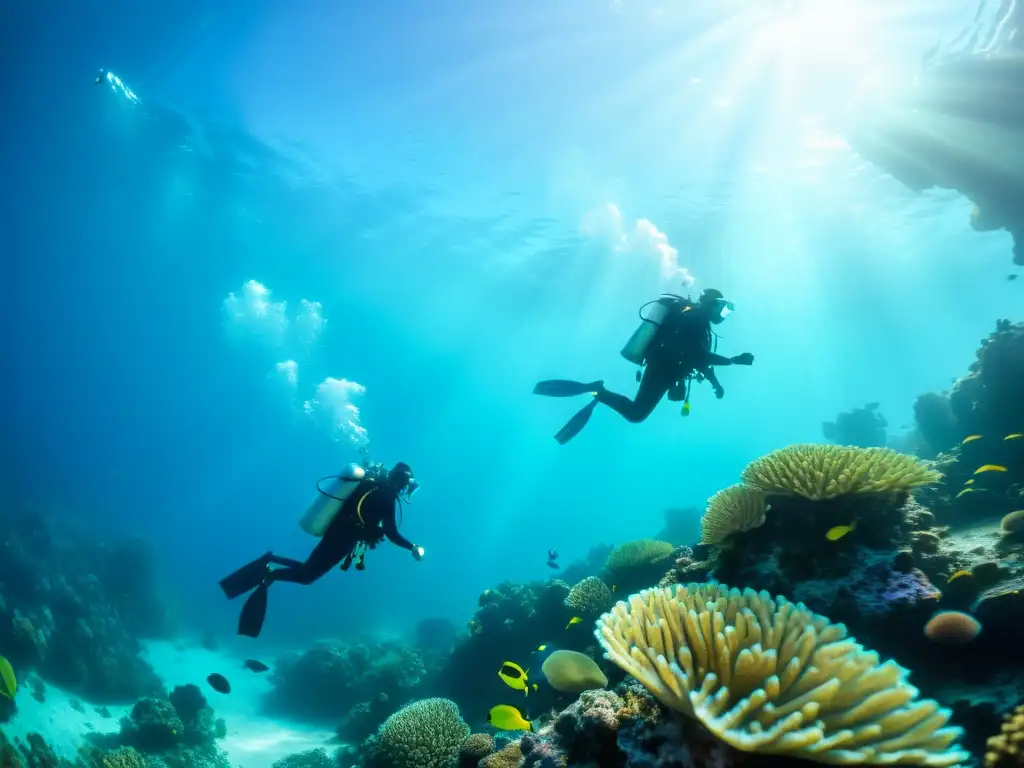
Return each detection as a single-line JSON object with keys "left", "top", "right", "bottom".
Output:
{"left": 986, "top": 704, "right": 1024, "bottom": 768}
{"left": 102, "top": 747, "right": 147, "bottom": 768}
{"left": 565, "top": 577, "right": 614, "bottom": 617}
{"left": 741, "top": 444, "right": 941, "bottom": 500}
{"left": 363, "top": 697, "right": 470, "bottom": 768}
{"left": 595, "top": 583, "right": 968, "bottom": 766}
{"left": 700, "top": 485, "right": 769, "bottom": 545}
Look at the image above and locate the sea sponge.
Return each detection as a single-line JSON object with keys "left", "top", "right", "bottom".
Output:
{"left": 922, "top": 611, "right": 982, "bottom": 644}
{"left": 365, "top": 697, "right": 470, "bottom": 768}
{"left": 1000, "top": 510, "right": 1024, "bottom": 535}
{"left": 595, "top": 583, "right": 968, "bottom": 766}
{"left": 565, "top": 577, "right": 614, "bottom": 616}
{"left": 986, "top": 704, "right": 1024, "bottom": 768}
{"left": 700, "top": 484, "right": 769, "bottom": 544}
{"left": 540, "top": 650, "right": 608, "bottom": 693}
{"left": 605, "top": 540, "right": 675, "bottom": 581}
{"left": 740, "top": 444, "right": 941, "bottom": 500}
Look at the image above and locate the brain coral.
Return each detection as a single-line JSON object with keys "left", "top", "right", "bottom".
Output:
{"left": 701, "top": 484, "right": 769, "bottom": 544}
{"left": 565, "top": 577, "right": 614, "bottom": 616}
{"left": 595, "top": 583, "right": 968, "bottom": 766}
{"left": 741, "top": 445, "right": 941, "bottom": 500}
{"left": 365, "top": 698, "right": 470, "bottom": 768}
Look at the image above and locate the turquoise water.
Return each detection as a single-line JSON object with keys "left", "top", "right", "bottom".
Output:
{"left": 2, "top": 1, "right": 1023, "bottom": 766}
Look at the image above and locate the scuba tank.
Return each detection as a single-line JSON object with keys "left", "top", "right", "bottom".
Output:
{"left": 299, "top": 463, "right": 365, "bottom": 537}
{"left": 620, "top": 294, "right": 687, "bottom": 365}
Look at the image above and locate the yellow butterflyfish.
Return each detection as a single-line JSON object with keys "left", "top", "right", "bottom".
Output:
{"left": 825, "top": 522, "right": 856, "bottom": 541}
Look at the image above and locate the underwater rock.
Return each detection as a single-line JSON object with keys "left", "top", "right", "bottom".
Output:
{"left": 268, "top": 638, "right": 432, "bottom": 726}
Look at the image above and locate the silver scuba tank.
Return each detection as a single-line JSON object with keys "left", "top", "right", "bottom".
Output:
{"left": 299, "top": 463, "right": 365, "bottom": 537}
{"left": 620, "top": 295, "right": 683, "bottom": 365}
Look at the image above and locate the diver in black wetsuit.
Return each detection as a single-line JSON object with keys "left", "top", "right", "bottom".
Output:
{"left": 219, "top": 462, "right": 425, "bottom": 638}
{"left": 533, "top": 289, "right": 754, "bottom": 444}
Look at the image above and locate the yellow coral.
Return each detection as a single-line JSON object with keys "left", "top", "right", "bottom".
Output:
{"left": 986, "top": 705, "right": 1024, "bottom": 768}
{"left": 700, "top": 485, "right": 769, "bottom": 544}
{"left": 595, "top": 583, "right": 967, "bottom": 766}
{"left": 606, "top": 540, "right": 675, "bottom": 576}
{"left": 740, "top": 445, "right": 941, "bottom": 500}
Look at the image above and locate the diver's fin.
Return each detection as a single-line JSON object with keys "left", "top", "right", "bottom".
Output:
{"left": 554, "top": 398, "right": 599, "bottom": 444}
{"left": 533, "top": 380, "right": 603, "bottom": 397}
{"left": 219, "top": 553, "right": 272, "bottom": 600}
{"left": 238, "top": 582, "right": 270, "bottom": 638}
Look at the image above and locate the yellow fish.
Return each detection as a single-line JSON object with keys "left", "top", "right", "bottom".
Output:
{"left": 1005, "top": 434, "right": 1023, "bottom": 440}
{"left": 537, "top": 645, "right": 547, "bottom": 652}
{"left": 565, "top": 616, "right": 583, "bottom": 630}
{"left": 965, "top": 479, "right": 975, "bottom": 486}
{"left": 497, "top": 662, "right": 530, "bottom": 696}
{"left": 825, "top": 522, "right": 856, "bottom": 541}
{"left": 947, "top": 570, "right": 972, "bottom": 583}
{"left": 0, "top": 656, "right": 14, "bottom": 699}
{"left": 974, "top": 464, "right": 1008, "bottom": 474}
{"left": 611, "top": 585, "right": 617, "bottom": 593}
{"left": 488, "top": 704, "right": 533, "bottom": 732}
{"left": 956, "top": 488, "right": 975, "bottom": 498}
{"left": 962, "top": 435, "right": 984, "bottom": 444}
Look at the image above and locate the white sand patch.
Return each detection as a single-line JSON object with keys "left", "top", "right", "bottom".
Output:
{"left": 141, "top": 640, "right": 339, "bottom": 768}
{"left": 3, "top": 640, "right": 337, "bottom": 768}
{"left": 2, "top": 678, "right": 127, "bottom": 759}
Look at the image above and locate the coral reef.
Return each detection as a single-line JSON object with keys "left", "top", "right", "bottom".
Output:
{"left": 986, "top": 704, "right": 1024, "bottom": 768}
{"left": 268, "top": 637, "right": 437, "bottom": 745}
{"left": 603, "top": 540, "right": 676, "bottom": 594}
{"left": 458, "top": 734, "right": 495, "bottom": 768}
{"left": 360, "top": 697, "right": 470, "bottom": 768}
{"left": 271, "top": 748, "right": 336, "bottom": 768}
{"left": 0, "top": 511, "right": 167, "bottom": 702}
{"left": 822, "top": 402, "right": 888, "bottom": 448}
{"left": 699, "top": 485, "right": 768, "bottom": 545}
{"left": 596, "top": 583, "right": 968, "bottom": 766}
{"left": 439, "top": 580, "right": 585, "bottom": 723}
{"left": 84, "top": 684, "right": 228, "bottom": 768}
{"left": 564, "top": 577, "right": 614, "bottom": 618}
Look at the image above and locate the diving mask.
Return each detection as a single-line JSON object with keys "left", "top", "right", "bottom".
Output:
{"left": 713, "top": 299, "right": 735, "bottom": 321}
{"left": 403, "top": 476, "right": 420, "bottom": 500}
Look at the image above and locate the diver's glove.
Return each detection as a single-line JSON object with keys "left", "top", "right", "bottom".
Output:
{"left": 412, "top": 545, "right": 425, "bottom": 561}
{"left": 731, "top": 353, "right": 754, "bottom": 366}
{"left": 714, "top": 384, "right": 725, "bottom": 399}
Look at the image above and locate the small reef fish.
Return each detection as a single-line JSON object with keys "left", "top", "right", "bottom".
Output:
{"left": 965, "top": 479, "right": 975, "bottom": 486}
{"left": 955, "top": 488, "right": 976, "bottom": 498}
{"left": 1005, "top": 434, "right": 1023, "bottom": 440}
{"left": 498, "top": 662, "right": 530, "bottom": 696}
{"left": 0, "top": 655, "right": 16, "bottom": 699}
{"left": 243, "top": 659, "right": 269, "bottom": 673}
{"left": 974, "top": 464, "right": 1008, "bottom": 474}
{"left": 825, "top": 522, "right": 856, "bottom": 541}
{"left": 961, "top": 435, "right": 984, "bottom": 445}
{"left": 947, "top": 570, "right": 972, "bottom": 583}
{"left": 1009, "top": 274, "right": 1019, "bottom": 281}
{"left": 488, "top": 704, "right": 533, "bottom": 732}
{"left": 565, "top": 616, "right": 583, "bottom": 630}
{"left": 206, "top": 673, "right": 231, "bottom": 694}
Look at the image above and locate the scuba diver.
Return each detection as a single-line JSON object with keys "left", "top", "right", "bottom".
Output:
{"left": 533, "top": 288, "right": 754, "bottom": 444}
{"left": 219, "top": 461, "right": 425, "bottom": 638}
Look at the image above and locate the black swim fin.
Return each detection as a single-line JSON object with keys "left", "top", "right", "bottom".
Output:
{"left": 533, "top": 380, "right": 604, "bottom": 397}
{"left": 554, "top": 397, "right": 599, "bottom": 444}
{"left": 219, "top": 552, "right": 272, "bottom": 600}
{"left": 238, "top": 582, "right": 270, "bottom": 638}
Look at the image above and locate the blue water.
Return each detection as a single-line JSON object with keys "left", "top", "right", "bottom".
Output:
{"left": 2, "top": 0, "right": 1020, "bottom": 649}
